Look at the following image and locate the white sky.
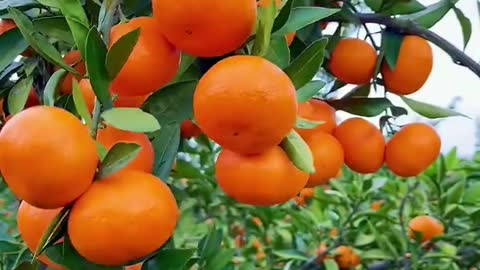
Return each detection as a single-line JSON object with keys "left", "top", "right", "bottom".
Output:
{"left": 331, "top": 0, "right": 480, "bottom": 159}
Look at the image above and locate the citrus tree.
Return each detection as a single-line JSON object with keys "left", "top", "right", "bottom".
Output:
{"left": 0, "top": 0, "right": 479, "bottom": 270}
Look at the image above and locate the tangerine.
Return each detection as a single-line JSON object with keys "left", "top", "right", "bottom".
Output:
{"left": 334, "top": 246, "right": 361, "bottom": 269}
{"left": 385, "top": 123, "right": 441, "bottom": 177}
{"left": 408, "top": 215, "right": 444, "bottom": 243}
{"left": 329, "top": 38, "right": 377, "bottom": 84}
{"left": 296, "top": 99, "right": 336, "bottom": 138}
{"left": 114, "top": 93, "right": 151, "bottom": 108}
{"left": 0, "top": 106, "right": 98, "bottom": 209}
{"left": 181, "top": 120, "right": 202, "bottom": 138}
{"left": 97, "top": 125, "right": 154, "bottom": 174}
{"left": 68, "top": 170, "right": 178, "bottom": 266}
{"left": 125, "top": 263, "right": 143, "bottom": 270}
{"left": 0, "top": 19, "right": 34, "bottom": 57}
{"left": 304, "top": 132, "right": 344, "bottom": 187}
{"left": 334, "top": 117, "right": 385, "bottom": 174}
{"left": 110, "top": 17, "right": 180, "bottom": 96}
{"left": 215, "top": 146, "right": 308, "bottom": 206}
{"left": 17, "top": 201, "right": 65, "bottom": 270}
{"left": 382, "top": 36, "right": 433, "bottom": 95}
{"left": 299, "top": 188, "right": 315, "bottom": 199}
{"left": 56, "top": 50, "right": 86, "bottom": 94}
{"left": 25, "top": 88, "right": 41, "bottom": 108}
{"left": 152, "top": 0, "right": 257, "bottom": 57}
{"left": 78, "top": 79, "right": 96, "bottom": 113}
{"left": 194, "top": 55, "right": 297, "bottom": 155}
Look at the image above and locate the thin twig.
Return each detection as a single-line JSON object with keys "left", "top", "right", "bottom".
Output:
{"left": 399, "top": 181, "right": 420, "bottom": 238}
{"left": 328, "top": 13, "right": 480, "bottom": 77}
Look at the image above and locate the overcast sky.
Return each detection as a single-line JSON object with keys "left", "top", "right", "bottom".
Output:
{"left": 331, "top": 0, "right": 480, "bottom": 159}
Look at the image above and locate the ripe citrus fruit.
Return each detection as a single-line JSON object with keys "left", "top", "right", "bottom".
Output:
{"left": 371, "top": 200, "right": 384, "bottom": 211}
{"left": 329, "top": 38, "right": 377, "bottom": 84}
{"left": 215, "top": 146, "right": 308, "bottom": 206}
{"left": 125, "top": 263, "right": 143, "bottom": 270}
{"left": 408, "top": 215, "right": 444, "bottom": 242}
{"left": 296, "top": 99, "right": 336, "bottom": 138}
{"left": 334, "top": 246, "right": 361, "bottom": 269}
{"left": 25, "top": 88, "right": 41, "bottom": 108}
{"left": 114, "top": 93, "right": 151, "bottom": 108}
{"left": 299, "top": 188, "right": 315, "bottom": 199}
{"left": 68, "top": 170, "right": 178, "bottom": 266}
{"left": 97, "top": 125, "right": 154, "bottom": 174}
{"left": 110, "top": 17, "right": 180, "bottom": 96}
{"left": 382, "top": 36, "right": 433, "bottom": 95}
{"left": 17, "top": 201, "right": 64, "bottom": 270}
{"left": 0, "top": 19, "right": 34, "bottom": 57}
{"left": 334, "top": 117, "right": 385, "bottom": 174}
{"left": 78, "top": 79, "right": 96, "bottom": 113}
{"left": 385, "top": 123, "right": 441, "bottom": 177}
{"left": 181, "top": 120, "right": 202, "bottom": 138}
{"left": 194, "top": 55, "right": 297, "bottom": 155}
{"left": 152, "top": 0, "right": 257, "bottom": 57}
{"left": 304, "top": 132, "right": 344, "bottom": 187}
{"left": 56, "top": 50, "right": 86, "bottom": 94}
{"left": 0, "top": 106, "right": 98, "bottom": 209}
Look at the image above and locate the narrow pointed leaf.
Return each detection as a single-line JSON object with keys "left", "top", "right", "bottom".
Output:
{"left": 0, "top": 28, "right": 28, "bottom": 72}
{"left": 8, "top": 76, "right": 33, "bottom": 115}
{"left": 152, "top": 123, "right": 181, "bottom": 180}
{"left": 72, "top": 80, "right": 92, "bottom": 126}
{"left": 252, "top": 0, "right": 277, "bottom": 56}
{"left": 101, "top": 108, "right": 160, "bottom": 133}
{"left": 33, "top": 207, "right": 69, "bottom": 260}
{"left": 382, "top": 30, "right": 404, "bottom": 71}
{"left": 97, "top": 142, "right": 142, "bottom": 179}
{"left": 400, "top": 95, "right": 469, "bottom": 119}
{"left": 327, "top": 97, "right": 393, "bottom": 117}
{"left": 280, "top": 130, "right": 315, "bottom": 174}
{"left": 85, "top": 27, "right": 113, "bottom": 109}
{"left": 284, "top": 38, "right": 328, "bottom": 89}
{"left": 275, "top": 7, "right": 340, "bottom": 36}
{"left": 264, "top": 36, "right": 290, "bottom": 69}
{"left": 106, "top": 28, "right": 141, "bottom": 79}
{"left": 295, "top": 116, "right": 324, "bottom": 129}
{"left": 401, "top": 0, "right": 458, "bottom": 29}
{"left": 144, "top": 249, "right": 196, "bottom": 270}
{"left": 7, "top": 7, "right": 78, "bottom": 74}
{"left": 43, "top": 69, "right": 68, "bottom": 107}
{"left": 296, "top": 80, "right": 326, "bottom": 102}
{"left": 452, "top": 6, "right": 472, "bottom": 50}
{"left": 272, "top": 0, "right": 294, "bottom": 32}
{"left": 33, "top": 16, "right": 75, "bottom": 44}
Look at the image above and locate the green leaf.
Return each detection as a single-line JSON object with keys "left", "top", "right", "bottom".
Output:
{"left": 96, "top": 141, "right": 108, "bottom": 161}
{"left": 33, "top": 207, "right": 69, "bottom": 260}
{"left": 452, "top": 7, "right": 472, "bottom": 50}
{"left": 43, "top": 69, "right": 68, "bottom": 107}
{"left": 171, "top": 160, "right": 204, "bottom": 179}
{"left": 204, "top": 249, "right": 236, "bottom": 270}
{"left": 323, "top": 259, "right": 339, "bottom": 270}
{"left": 325, "top": 25, "right": 342, "bottom": 57}
{"left": 173, "top": 53, "right": 196, "bottom": 82}
{"left": 272, "top": 0, "right": 293, "bottom": 32}
{"left": 383, "top": 0, "right": 425, "bottom": 15}
{"left": 284, "top": 38, "right": 328, "bottom": 89}
{"left": 264, "top": 36, "right": 290, "bottom": 69}
{"left": 343, "top": 84, "right": 371, "bottom": 98}
{"left": 361, "top": 249, "right": 393, "bottom": 260}
{"left": 253, "top": 0, "right": 277, "bottom": 56}
{"left": 444, "top": 179, "right": 465, "bottom": 205}
{"left": 272, "top": 250, "right": 309, "bottom": 261}
{"left": 327, "top": 97, "right": 393, "bottom": 117}
{"left": 105, "top": 28, "right": 141, "bottom": 79}
{"left": 72, "top": 80, "right": 92, "bottom": 126}
{"left": 0, "top": 28, "right": 28, "bottom": 72}
{"left": 85, "top": 27, "right": 113, "bottom": 109}
{"left": 355, "top": 233, "right": 376, "bottom": 246}
{"left": 57, "top": 0, "right": 90, "bottom": 59}
{"left": 464, "top": 182, "right": 480, "bottom": 204}
{"left": 97, "top": 142, "right": 141, "bottom": 179}
{"left": 400, "top": 95, "right": 468, "bottom": 119}
{"left": 295, "top": 116, "right": 324, "bottom": 129}
{"left": 46, "top": 236, "right": 122, "bottom": 270}
{"left": 142, "top": 80, "right": 197, "bottom": 125}
{"left": 401, "top": 0, "right": 458, "bottom": 29}
{"left": 101, "top": 108, "right": 160, "bottom": 133}
{"left": 275, "top": 7, "right": 340, "bottom": 36}
{"left": 0, "top": 0, "right": 42, "bottom": 14}
{"left": 7, "top": 7, "right": 78, "bottom": 74}
{"left": 365, "top": 0, "right": 383, "bottom": 12}
{"left": 151, "top": 123, "right": 181, "bottom": 180}
{"left": 296, "top": 80, "right": 326, "bottom": 102}
{"left": 198, "top": 228, "right": 223, "bottom": 260}
{"left": 144, "top": 249, "right": 196, "bottom": 270}
{"left": 382, "top": 30, "right": 404, "bottom": 71}
{"left": 0, "top": 240, "right": 22, "bottom": 253}
{"left": 33, "top": 16, "right": 74, "bottom": 44}
{"left": 280, "top": 129, "right": 315, "bottom": 174}
{"left": 8, "top": 76, "right": 33, "bottom": 115}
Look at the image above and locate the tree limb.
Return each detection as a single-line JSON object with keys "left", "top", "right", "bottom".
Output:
{"left": 329, "top": 13, "right": 480, "bottom": 77}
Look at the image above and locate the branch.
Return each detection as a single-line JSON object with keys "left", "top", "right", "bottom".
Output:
{"left": 329, "top": 13, "right": 480, "bottom": 77}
